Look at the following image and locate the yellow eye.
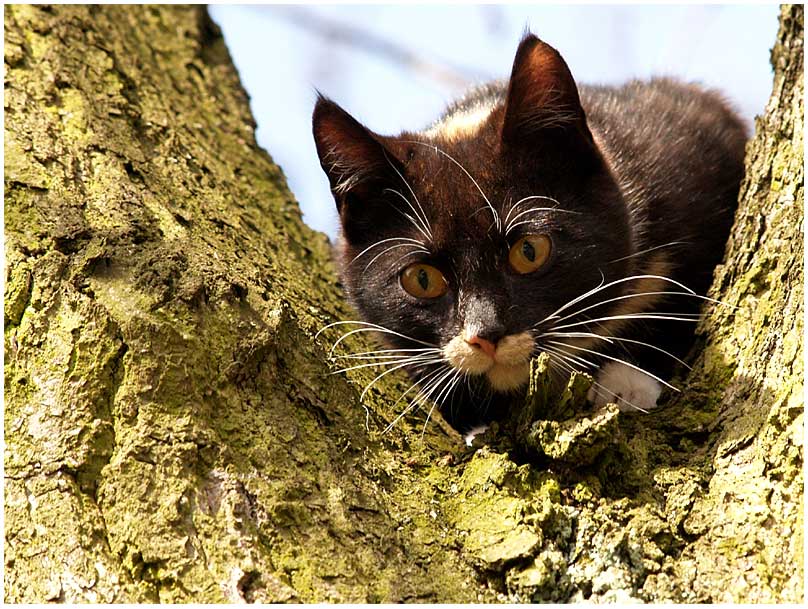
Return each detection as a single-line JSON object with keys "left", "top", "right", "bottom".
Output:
{"left": 509, "top": 235, "right": 552, "bottom": 274}
{"left": 401, "top": 264, "right": 448, "bottom": 299}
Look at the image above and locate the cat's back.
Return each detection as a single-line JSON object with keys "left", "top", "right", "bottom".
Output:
{"left": 580, "top": 78, "right": 747, "bottom": 208}
{"left": 579, "top": 78, "right": 747, "bottom": 272}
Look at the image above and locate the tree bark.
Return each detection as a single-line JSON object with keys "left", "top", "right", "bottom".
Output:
{"left": 4, "top": 4, "right": 802, "bottom": 603}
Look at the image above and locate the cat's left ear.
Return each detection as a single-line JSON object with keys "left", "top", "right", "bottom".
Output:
{"left": 501, "top": 34, "right": 594, "bottom": 149}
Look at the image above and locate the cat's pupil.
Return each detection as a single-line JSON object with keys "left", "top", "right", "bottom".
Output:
{"left": 522, "top": 240, "right": 536, "bottom": 262}
{"left": 417, "top": 268, "right": 429, "bottom": 290}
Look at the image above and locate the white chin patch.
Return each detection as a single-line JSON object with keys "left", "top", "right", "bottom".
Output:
{"left": 443, "top": 331, "right": 534, "bottom": 392}
{"left": 587, "top": 361, "right": 663, "bottom": 412}
{"left": 486, "top": 361, "right": 531, "bottom": 392}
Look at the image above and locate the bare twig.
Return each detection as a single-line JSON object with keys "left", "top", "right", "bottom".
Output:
{"left": 263, "top": 5, "right": 492, "bottom": 90}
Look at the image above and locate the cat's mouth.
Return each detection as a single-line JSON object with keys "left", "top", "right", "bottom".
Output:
{"left": 443, "top": 331, "right": 534, "bottom": 392}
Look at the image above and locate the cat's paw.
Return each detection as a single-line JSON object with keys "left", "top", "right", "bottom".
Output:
{"left": 464, "top": 424, "right": 489, "bottom": 447}
{"left": 587, "top": 362, "right": 662, "bottom": 412}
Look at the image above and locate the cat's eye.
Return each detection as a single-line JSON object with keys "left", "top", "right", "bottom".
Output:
{"left": 509, "top": 235, "right": 552, "bottom": 274}
{"left": 400, "top": 264, "right": 448, "bottom": 299}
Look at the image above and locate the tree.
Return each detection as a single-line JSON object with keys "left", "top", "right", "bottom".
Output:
{"left": 4, "top": 4, "right": 802, "bottom": 602}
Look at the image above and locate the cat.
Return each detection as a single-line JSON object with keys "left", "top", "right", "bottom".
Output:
{"left": 312, "top": 34, "right": 747, "bottom": 434}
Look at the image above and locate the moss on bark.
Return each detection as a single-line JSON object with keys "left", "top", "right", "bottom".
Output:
{"left": 4, "top": 4, "right": 802, "bottom": 603}
{"left": 4, "top": 5, "right": 480, "bottom": 602}
{"left": 656, "top": 6, "right": 804, "bottom": 600}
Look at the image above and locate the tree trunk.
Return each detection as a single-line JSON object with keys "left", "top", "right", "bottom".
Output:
{"left": 4, "top": 4, "right": 802, "bottom": 603}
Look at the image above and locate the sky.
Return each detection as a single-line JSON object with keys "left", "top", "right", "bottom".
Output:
{"left": 209, "top": 4, "right": 780, "bottom": 240}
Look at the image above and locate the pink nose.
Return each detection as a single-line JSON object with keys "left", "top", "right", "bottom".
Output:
{"left": 465, "top": 335, "right": 497, "bottom": 359}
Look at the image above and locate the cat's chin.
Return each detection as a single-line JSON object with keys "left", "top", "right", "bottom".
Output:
{"left": 485, "top": 362, "right": 531, "bottom": 392}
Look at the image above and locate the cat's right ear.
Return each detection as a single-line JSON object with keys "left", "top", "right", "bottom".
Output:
{"left": 312, "top": 95, "right": 409, "bottom": 243}
{"left": 312, "top": 95, "right": 399, "bottom": 212}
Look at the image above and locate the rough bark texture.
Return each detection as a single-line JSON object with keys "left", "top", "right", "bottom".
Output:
{"left": 3, "top": 4, "right": 803, "bottom": 603}
{"left": 656, "top": 6, "right": 804, "bottom": 600}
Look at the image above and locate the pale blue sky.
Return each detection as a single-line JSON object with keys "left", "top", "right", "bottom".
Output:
{"left": 209, "top": 4, "right": 779, "bottom": 239}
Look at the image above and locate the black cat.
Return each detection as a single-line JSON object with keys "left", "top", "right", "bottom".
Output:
{"left": 312, "top": 34, "right": 747, "bottom": 433}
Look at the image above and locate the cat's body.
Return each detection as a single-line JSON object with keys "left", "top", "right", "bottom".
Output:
{"left": 313, "top": 35, "right": 746, "bottom": 432}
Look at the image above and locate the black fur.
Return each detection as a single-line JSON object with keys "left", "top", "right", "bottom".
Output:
{"left": 312, "top": 34, "right": 746, "bottom": 431}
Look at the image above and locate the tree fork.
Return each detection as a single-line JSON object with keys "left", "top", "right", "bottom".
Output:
{"left": 4, "top": 4, "right": 802, "bottom": 603}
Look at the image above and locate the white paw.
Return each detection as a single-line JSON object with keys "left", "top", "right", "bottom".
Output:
{"left": 464, "top": 424, "right": 489, "bottom": 446}
{"left": 587, "top": 362, "right": 662, "bottom": 412}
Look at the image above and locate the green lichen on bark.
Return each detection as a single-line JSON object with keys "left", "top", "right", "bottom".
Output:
{"left": 4, "top": 5, "right": 480, "bottom": 602}
{"left": 4, "top": 3, "right": 803, "bottom": 604}
{"left": 653, "top": 5, "right": 804, "bottom": 600}
{"left": 504, "top": 354, "right": 618, "bottom": 465}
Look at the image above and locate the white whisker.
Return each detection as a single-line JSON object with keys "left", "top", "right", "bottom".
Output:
{"left": 363, "top": 242, "right": 429, "bottom": 271}
{"left": 541, "top": 343, "right": 598, "bottom": 371}
{"left": 544, "top": 351, "right": 649, "bottom": 413}
{"left": 548, "top": 289, "right": 730, "bottom": 327}
{"left": 394, "top": 365, "right": 448, "bottom": 408}
{"left": 402, "top": 139, "right": 501, "bottom": 232}
{"left": 414, "top": 365, "right": 457, "bottom": 408}
{"left": 503, "top": 194, "right": 561, "bottom": 226}
{"left": 546, "top": 339, "right": 679, "bottom": 393}
{"left": 382, "top": 150, "right": 432, "bottom": 239}
{"left": 376, "top": 362, "right": 446, "bottom": 434}
{"left": 413, "top": 365, "right": 459, "bottom": 417}
{"left": 358, "top": 357, "right": 442, "bottom": 402}
{"left": 534, "top": 274, "right": 698, "bottom": 330}
{"left": 383, "top": 187, "right": 432, "bottom": 242}
{"left": 331, "top": 355, "right": 443, "bottom": 376}
{"left": 607, "top": 241, "right": 689, "bottom": 264}
{"left": 316, "top": 320, "right": 438, "bottom": 351}
{"left": 421, "top": 368, "right": 463, "bottom": 438}
{"left": 551, "top": 313, "right": 700, "bottom": 333}
{"left": 383, "top": 364, "right": 451, "bottom": 433}
{"left": 337, "top": 353, "right": 440, "bottom": 362}
{"left": 534, "top": 274, "right": 606, "bottom": 328}
{"left": 506, "top": 219, "right": 557, "bottom": 233}
{"left": 543, "top": 344, "right": 595, "bottom": 372}
{"left": 505, "top": 207, "right": 559, "bottom": 227}
{"left": 335, "top": 347, "right": 441, "bottom": 359}
{"left": 541, "top": 331, "right": 692, "bottom": 370}
{"left": 504, "top": 202, "right": 581, "bottom": 235}
{"left": 391, "top": 249, "right": 428, "bottom": 268}
{"left": 349, "top": 237, "right": 426, "bottom": 265}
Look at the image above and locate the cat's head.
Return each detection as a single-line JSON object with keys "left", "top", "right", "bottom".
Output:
{"left": 312, "top": 34, "right": 634, "bottom": 395}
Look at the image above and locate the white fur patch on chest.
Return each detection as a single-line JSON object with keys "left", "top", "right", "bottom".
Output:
{"left": 587, "top": 361, "right": 662, "bottom": 412}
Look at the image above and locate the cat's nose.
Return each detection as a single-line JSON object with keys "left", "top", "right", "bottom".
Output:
{"left": 465, "top": 334, "right": 498, "bottom": 359}
{"left": 463, "top": 294, "right": 506, "bottom": 358}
